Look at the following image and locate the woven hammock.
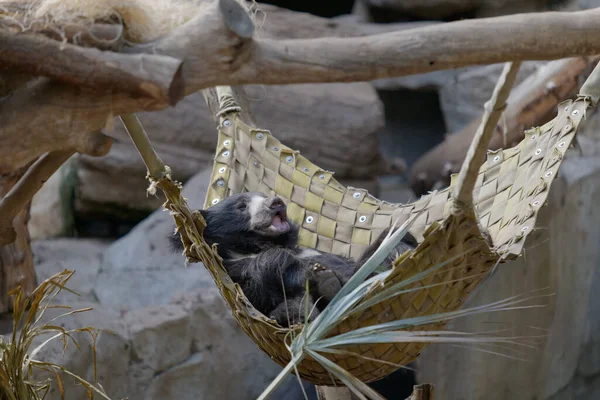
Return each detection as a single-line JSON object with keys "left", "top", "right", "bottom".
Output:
{"left": 121, "top": 62, "right": 599, "bottom": 385}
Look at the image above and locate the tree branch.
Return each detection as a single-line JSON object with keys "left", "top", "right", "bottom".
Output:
{"left": 0, "top": 29, "right": 183, "bottom": 103}
{"left": 239, "top": 7, "right": 600, "bottom": 85}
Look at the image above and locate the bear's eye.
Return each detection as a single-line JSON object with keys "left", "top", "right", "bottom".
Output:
{"left": 238, "top": 202, "right": 247, "bottom": 211}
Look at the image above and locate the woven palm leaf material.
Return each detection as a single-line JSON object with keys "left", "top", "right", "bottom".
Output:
{"left": 160, "top": 92, "right": 589, "bottom": 384}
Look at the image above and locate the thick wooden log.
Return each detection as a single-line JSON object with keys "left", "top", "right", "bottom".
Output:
{"left": 239, "top": 7, "right": 600, "bottom": 86}
{"left": 0, "top": 30, "right": 183, "bottom": 103}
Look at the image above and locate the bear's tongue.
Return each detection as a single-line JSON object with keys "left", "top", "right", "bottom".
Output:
{"left": 271, "top": 214, "right": 289, "bottom": 231}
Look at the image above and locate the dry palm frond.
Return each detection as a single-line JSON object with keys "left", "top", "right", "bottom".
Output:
{"left": 0, "top": 269, "right": 113, "bottom": 400}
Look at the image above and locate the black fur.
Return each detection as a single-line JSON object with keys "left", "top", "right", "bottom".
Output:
{"left": 170, "top": 192, "right": 416, "bottom": 327}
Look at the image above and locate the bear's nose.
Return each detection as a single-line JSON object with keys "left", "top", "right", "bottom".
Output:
{"left": 265, "top": 196, "right": 285, "bottom": 211}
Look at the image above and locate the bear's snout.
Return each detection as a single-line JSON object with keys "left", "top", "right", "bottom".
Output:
{"left": 265, "top": 196, "right": 285, "bottom": 212}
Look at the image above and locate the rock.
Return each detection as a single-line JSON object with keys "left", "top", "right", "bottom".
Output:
{"left": 124, "top": 304, "right": 192, "bottom": 373}
{"left": 378, "top": 176, "right": 415, "bottom": 204}
{"left": 93, "top": 169, "right": 214, "bottom": 312}
{"left": 145, "top": 353, "right": 312, "bottom": 400}
{"left": 32, "top": 238, "right": 110, "bottom": 303}
{"left": 28, "top": 160, "right": 76, "bottom": 240}
{"left": 126, "top": 361, "right": 155, "bottom": 400}
{"left": 146, "top": 353, "right": 210, "bottom": 400}
{"left": 167, "top": 288, "right": 288, "bottom": 400}
{"left": 377, "top": 88, "right": 447, "bottom": 170}
{"left": 244, "top": 84, "right": 385, "bottom": 178}
{"left": 32, "top": 300, "right": 131, "bottom": 400}
{"left": 416, "top": 155, "right": 600, "bottom": 400}
{"left": 438, "top": 61, "right": 543, "bottom": 132}
{"left": 29, "top": 284, "right": 295, "bottom": 400}
{"left": 270, "top": 376, "right": 318, "bottom": 400}
{"left": 578, "top": 0, "right": 600, "bottom": 9}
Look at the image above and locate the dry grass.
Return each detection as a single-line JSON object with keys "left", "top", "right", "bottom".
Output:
{"left": 0, "top": 270, "right": 113, "bottom": 400}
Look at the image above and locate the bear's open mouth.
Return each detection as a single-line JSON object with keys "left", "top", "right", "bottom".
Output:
{"left": 270, "top": 209, "right": 289, "bottom": 232}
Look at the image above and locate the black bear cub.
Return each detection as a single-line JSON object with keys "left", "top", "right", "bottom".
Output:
{"left": 170, "top": 192, "right": 416, "bottom": 326}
